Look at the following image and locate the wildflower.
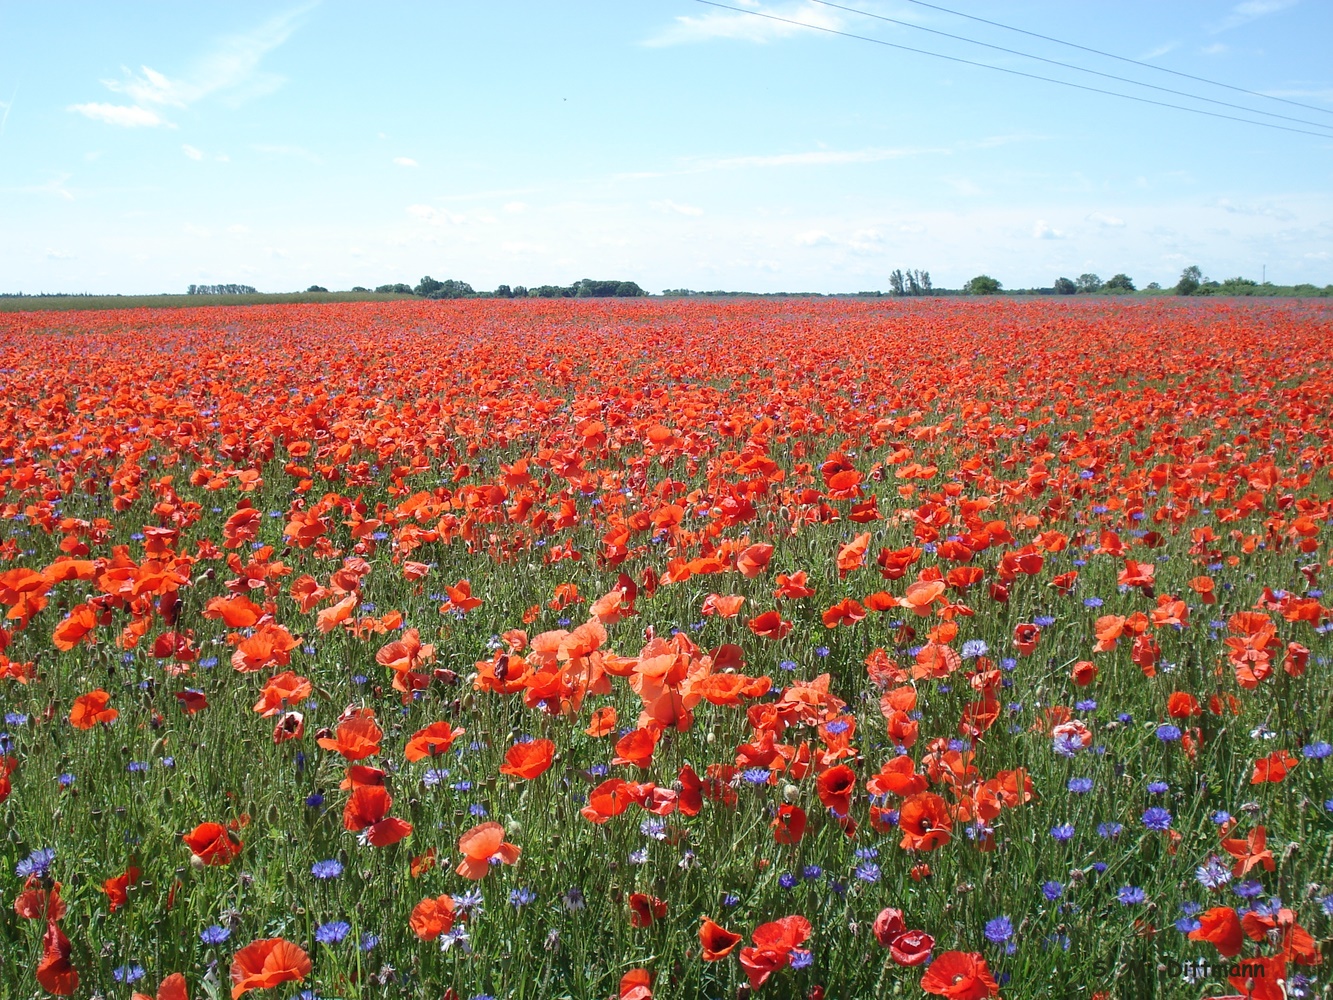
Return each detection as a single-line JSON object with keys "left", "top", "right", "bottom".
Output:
{"left": 16, "top": 847, "right": 55, "bottom": 878}
{"left": 1146, "top": 781, "right": 1169, "bottom": 793}
{"left": 315, "top": 921, "right": 350, "bottom": 945}
{"left": 1097, "top": 822, "right": 1123, "bottom": 839}
{"left": 854, "top": 862, "right": 881, "bottom": 883}
{"left": 1195, "top": 857, "right": 1232, "bottom": 889}
{"left": 1302, "top": 741, "right": 1332, "bottom": 759}
{"left": 201, "top": 925, "right": 232, "bottom": 945}
{"left": 1155, "top": 724, "right": 1181, "bottom": 742}
{"left": 509, "top": 887, "right": 536, "bottom": 908}
{"left": 562, "top": 887, "right": 586, "bottom": 911}
{"left": 1067, "top": 777, "right": 1093, "bottom": 794}
{"left": 983, "top": 916, "right": 1013, "bottom": 944}
{"left": 1050, "top": 824, "right": 1075, "bottom": 841}
{"left": 113, "top": 964, "right": 146, "bottom": 984}
{"left": 1141, "top": 807, "right": 1172, "bottom": 831}
{"left": 1118, "top": 886, "right": 1146, "bottom": 905}
{"left": 1041, "top": 881, "right": 1064, "bottom": 901}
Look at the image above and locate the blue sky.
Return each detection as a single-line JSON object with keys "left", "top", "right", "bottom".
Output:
{"left": 2, "top": 0, "right": 1330, "bottom": 293}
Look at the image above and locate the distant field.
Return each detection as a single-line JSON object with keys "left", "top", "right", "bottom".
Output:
{"left": 0, "top": 291, "right": 415, "bottom": 312}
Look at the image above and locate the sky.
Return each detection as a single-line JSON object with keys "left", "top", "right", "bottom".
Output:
{"left": 1, "top": 0, "right": 1331, "bottom": 294}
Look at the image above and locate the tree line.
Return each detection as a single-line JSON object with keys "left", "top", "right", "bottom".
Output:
{"left": 344, "top": 277, "right": 646, "bottom": 299}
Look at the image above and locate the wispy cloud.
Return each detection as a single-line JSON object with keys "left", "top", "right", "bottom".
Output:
{"left": 1261, "top": 86, "right": 1333, "bottom": 102}
{"left": 1088, "top": 212, "right": 1126, "bottom": 228}
{"left": 393, "top": 156, "right": 418, "bottom": 167}
{"left": 1208, "top": 0, "right": 1299, "bottom": 34}
{"left": 69, "top": 102, "right": 171, "bottom": 128}
{"left": 1032, "top": 220, "right": 1064, "bottom": 240}
{"left": 0, "top": 88, "right": 15, "bottom": 138}
{"left": 70, "top": 3, "right": 314, "bottom": 127}
{"left": 1138, "top": 42, "right": 1178, "bottom": 61}
{"left": 644, "top": 1, "right": 842, "bottom": 47}
{"left": 693, "top": 146, "right": 944, "bottom": 170}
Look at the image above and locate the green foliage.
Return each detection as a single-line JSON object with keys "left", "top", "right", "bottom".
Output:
{"left": 1103, "top": 274, "right": 1136, "bottom": 293}
{"left": 1175, "top": 266, "right": 1203, "bottom": 296}
{"left": 1052, "top": 277, "right": 1077, "bottom": 295}
{"left": 1075, "top": 274, "right": 1103, "bottom": 294}
{"left": 964, "top": 274, "right": 1002, "bottom": 295}
{"left": 375, "top": 283, "right": 415, "bottom": 295}
{"left": 305, "top": 285, "right": 329, "bottom": 293}
{"left": 188, "top": 284, "right": 258, "bottom": 296}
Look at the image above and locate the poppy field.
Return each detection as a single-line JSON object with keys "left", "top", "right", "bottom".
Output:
{"left": 1, "top": 296, "right": 1332, "bottom": 1000}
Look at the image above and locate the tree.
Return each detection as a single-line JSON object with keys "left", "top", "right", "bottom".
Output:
{"left": 306, "top": 285, "right": 328, "bottom": 293}
{"left": 1052, "top": 277, "right": 1077, "bottom": 295}
{"left": 1075, "top": 273, "right": 1103, "bottom": 294}
{"left": 415, "top": 276, "right": 444, "bottom": 297}
{"left": 1176, "top": 266, "right": 1202, "bottom": 296}
{"left": 888, "top": 270, "right": 905, "bottom": 296}
{"left": 964, "top": 275, "right": 1002, "bottom": 295}
{"left": 1103, "top": 273, "right": 1135, "bottom": 293}
{"left": 375, "top": 283, "right": 413, "bottom": 294}
{"left": 494, "top": 284, "right": 513, "bottom": 298}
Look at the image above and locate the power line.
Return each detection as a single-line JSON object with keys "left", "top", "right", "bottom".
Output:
{"left": 805, "top": 0, "right": 1333, "bottom": 133}
{"left": 691, "top": 0, "right": 1333, "bottom": 139}
{"left": 889, "top": 0, "right": 1333, "bottom": 118}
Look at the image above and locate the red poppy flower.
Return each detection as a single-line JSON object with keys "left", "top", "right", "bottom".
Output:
{"left": 228, "top": 938, "right": 311, "bottom": 999}
{"left": 920, "top": 950, "right": 999, "bottom": 999}
{"left": 183, "top": 823, "right": 243, "bottom": 866}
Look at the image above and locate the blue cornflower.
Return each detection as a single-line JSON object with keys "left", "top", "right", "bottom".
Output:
{"left": 1034, "top": 615, "right": 1056, "bottom": 627}
{"left": 1146, "top": 781, "right": 1169, "bottom": 794}
{"left": 312, "top": 859, "right": 343, "bottom": 880}
{"left": 360, "top": 933, "right": 379, "bottom": 951}
{"left": 825, "top": 719, "right": 851, "bottom": 735}
{"left": 1053, "top": 733, "right": 1086, "bottom": 757}
{"left": 1233, "top": 881, "right": 1265, "bottom": 899}
{"left": 854, "top": 862, "right": 881, "bottom": 883}
{"left": 640, "top": 817, "right": 667, "bottom": 840}
{"left": 200, "top": 925, "right": 231, "bottom": 945}
{"left": 723, "top": 893, "right": 740, "bottom": 908}
{"left": 814, "top": 646, "right": 830, "bottom": 658}
{"left": 57, "top": 773, "right": 75, "bottom": 787}
{"left": 1075, "top": 699, "right": 1097, "bottom": 712}
{"left": 961, "top": 640, "right": 989, "bottom": 659}
{"left": 1212, "top": 811, "right": 1232, "bottom": 825}
{"left": 1042, "top": 881, "right": 1064, "bottom": 901}
{"left": 114, "top": 965, "right": 147, "bottom": 984}
{"left": 628, "top": 848, "right": 649, "bottom": 865}
{"left": 1097, "top": 822, "right": 1123, "bottom": 839}
{"left": 16, "top": 848, "right": 54, "bottom": 878}
{"left": 790, "top": 949, "right": 814, "bottom": 970}
{"left": 1196, "top": 857, "right": 1232, "bottom": 889}
{"left": 1141, "top": 807, "right": 1172, "bottom": 831}
{"left": 127, "top": 761, "right": 149, "bottom": 772}
{"left": 469, "top": 803, "right": 488, "bottom": 817}
{"left": 315, "top": 921, "right": 350, "bottom": 945}
{"left": 1118, "top": 886, "right": 1146, "bottom": 905}
{"left": 1000, "top": 657, "right": 1017, "bottom": 670}
{"left": 1092, "top": 862, "right": 1108, "bottom": 873}
{"left": 1067, "top": 777, "right": 1094, "bottom": 794}
{"left": 1175, "top": 916, "right": 1202, "bottom": 933}
{"left": 803, "top": 865, "right": 822, "bottom": 880}
{"left": 742, "top": 767, "right": 771, "bottom": 785}
{"left": 1302, "top": 741, "right": 1332, "bottom": 759}
{"left": 5, "top": 712, "right": 27, "bottom": 725}
{"left": 305, "top": 793, "right": 324, "bottom": 808}
{"left": 779, "top": 873, "right": 798, "bottom": 889}
{"left": 454, "top": 888, "right": 485, "bottom": 913}
{"left": 984, "top": 916, "right": 1014, "bottom": 943}
{"left": 1051, "top": 824, "right": 1075, "bottom": 841}
{"left": 778, "top": 660, "right": 798, "bottom": 672}
{"left": 854, "top": 847, "right": 879, "bottom": 860}
{"left": 509, "top": 887, "right": 537, "bottom": 907}
{"left": 1319, "top": 894, "right": 1333, "bottom": 917}
{"left": 1083, "top": 597, "right": 1104, "bottom": 608}
{"left": 1155, "top": 724, "right": 1181, "bottom": 742}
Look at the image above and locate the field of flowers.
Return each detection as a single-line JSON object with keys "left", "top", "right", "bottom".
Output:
{"left": 0, "top": 296, "right": 1330, "bottom": 1000}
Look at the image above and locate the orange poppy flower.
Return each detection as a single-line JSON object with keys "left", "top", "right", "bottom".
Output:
{"left": 251, "top": 671, "right": 311, "bottom": 718}
{"left": 699, "top": 916, "right": 743, "bottom": 961}
{"left": 585, "top": 705, "right": 618, "bottom": 737}
{"left": 898, "top": 792, "right": 953, "bottom": 851}
{"left": 499, "top": 738, "right": 555, "bottom": 779}
{"left": 701, "top": 593, "right": 745, "bottom": 619}
{"left": 131, "top": 971, "right": 188, "bottom": 1000}
{"left": 69, "top": 689, "right": 118, "bottom": 729}
{"left": 612, "top": 727, "right": 659, "bottom": 768}
{"left": 746, "top": 610, "right": 792, "bottom": 641}
{"left": 342, "top": 785, "right": 413, "bottom": 847}
{"left": 920, "top": 950, "right": 998, "bottom": 999}
{"left": 771, "top": 803, "right": 807, "bottom": 844}
{"left": 455, "top": 821, "right": 521, "bottom": 879}
{"left": 409, "top": 894, "right": 456, "bottom": 940}
{"left": 1187, "top": 906, "right": 1244, "bottom": 957}
{"left": 183, "top": 822, "right": 243, "bottom": 866}
{"left": 816, "top": 764, "right": 856, "bottom": 817}
{"left": 228, "top": 938, "right": 311, "bottom": 999}
{"left": 1250, "top": 750, "right": 1296, "bottom": 784}
{"left": 403, "top": 721, "right": 465, "bottom": 762}
{"left": 1221, "top": 826, "right": 1276, "bottom": 878}
{"left": 735, "top": 542, "right": 774, "bottom": 578}
{"left": 36, "top": 919, "right": 80, "bottom": 996}
{"left": 627, "top": 892, "right": 667, "bottom": 927}
{"left": 317, "top": 714, "right": 383, "bottom": 761}
{"left": 101, "top": 865, "right": 140, "bottom": 912}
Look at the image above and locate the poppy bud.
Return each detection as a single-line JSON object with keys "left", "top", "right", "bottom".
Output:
{"left": 782, "top": 783, "right": 800, "bottom": 804}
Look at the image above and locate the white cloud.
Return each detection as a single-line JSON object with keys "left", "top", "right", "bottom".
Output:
{"left": 182, "top": 144, "right": 204, "bottom": 160}
{"left": 1209, "top": 0, "right": 1299, "bottom": 33}
{"left": 645, "top": 1, "right": 842, "bottom": 47}
{"left": 1201, "top": 43, "right": 1229, "bottom": 55}
{"left": 393, "top": 156, "right": 418, "bottom": 167}
{"left": 1032, "top": 220, "right": 1064, "bottom": 240}
{"left": 1088, "top": 212, "right": 1126, "bottom": 228}
{"left": 503, "top": 201, "right": 528, "bottom": 213}
{"left": 1138, "top": 42, "right": 1179, "bottom": 60}
{"left": 70, "top": 3, "right": 313, "bottom": 131}
{"left": 227, "top": 224, "right": 250, "bottom": 234}
{"left": 45, "top": 249, "right": 74, "bottom": 260}
{"left": 651, "top": 199, "right": 704, "bottom": 216}
{"left": 794, "top": 230, "right": 834, "bottom": 246}
{"left": 407, "top": 204, "right": 465, "bottom": 226}
{"left": 67, "top": 102, "right": 169, "bottom": 127}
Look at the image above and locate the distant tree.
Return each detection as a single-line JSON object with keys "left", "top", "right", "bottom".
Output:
{"left": 1145, "top": 282, "right": 1162, "bottom": 291}
{"left": 424, "top": 279, "right": 475, "bottom": 299}
{"left": 888, "top": 270, "right": 905, "bottom": 296}
{"left": 188, "top": 283, "right": 257, "bottom": 295}
{"left": 1052, "top": 277, "right": 1077, "bottom": 295}
{"left": 511, "top": 285, "right": 528, "bottom": 298}
{"left": 1103, "top": 273, "right": 1135, "bottom": 293}
{"left": 614, "top": 281, "right": 645, "bottom": 297}
{"left": 375, "top": 283, "right": 414, "bottom": 295}
{"left": 351, "top": 286, "right": 369, "bottom": 292}
{"left": 415, "top": 276, "right": 444, "bottom": 297}
{"left": 964, "top": 275, "right": 1002, "bottom": 295}
{"left": 494, "top": 284, "right": 513, "bottom": 298}
{"left": 1176, "top": 265, "right": 1203, "bottom": 296}
{"left": 1075, "top": 273, "right": 1103, "bottom": 293}
{"left": 918, "top": 270, "right": 932, "bottom": 293}
{"left": 306, "top": 285, "right": 328, "bottom": 293}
